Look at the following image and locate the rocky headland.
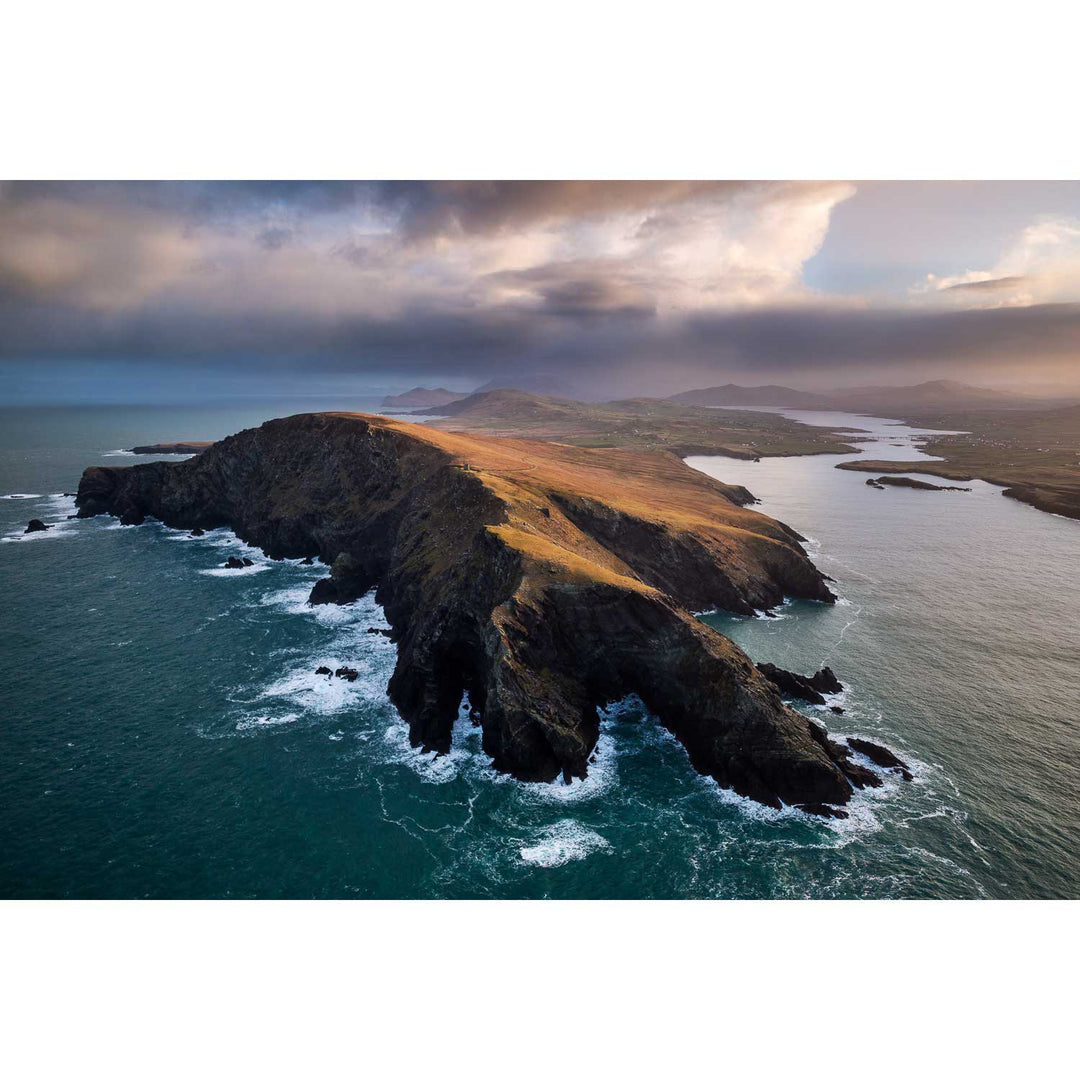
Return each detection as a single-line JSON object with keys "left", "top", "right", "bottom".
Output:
{"left": 130, "top": 442, "right": 213, "bottom": 455}
{"left": 77, "top": 411, "right": 890, "bottom": 814}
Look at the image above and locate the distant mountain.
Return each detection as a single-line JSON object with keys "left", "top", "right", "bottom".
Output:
{"left": 670, "top": 379, "right": 1041, "bottom": 414}
{"left": 829, "top": 380, "right": 1040, "bottom": 414}
{"left": 668, "top": 383, "right": 829, "bottom": 408}
{"left": 475, "top": 374, "right": 581, "bottom": 400}
{"left": 380, "top": 387, "right": 469, "bottom": 409}
{"left": 415, "top": 389, "right": 578, "bottom": 420}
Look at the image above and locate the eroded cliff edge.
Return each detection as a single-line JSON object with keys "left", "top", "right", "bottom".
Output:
{"left": 76, "top": 412, "right": 869, "bottom": 812}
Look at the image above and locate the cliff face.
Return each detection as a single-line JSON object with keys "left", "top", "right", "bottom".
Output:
{"left": 76, "top": 412, "right": 864, "bottom": 811}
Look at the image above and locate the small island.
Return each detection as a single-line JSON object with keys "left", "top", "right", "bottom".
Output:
{"left": 866, "top": 476, "right": 971, "bottom": 491}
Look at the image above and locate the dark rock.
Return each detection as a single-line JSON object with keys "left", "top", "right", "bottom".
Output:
{"left": 874, "top": 475, "right": 971, "bottom": 492}
{"left": 300, "top": 556, "right": 315, "bottom": 565}
{"left": 315, "top": 666, "right": 332, "bottom": 675}
{"left": 830, "top": 705, "right": 845, "bottom": 714}
{"left": 756, "top": 662, "right": 827, "bottom": 705}
{"left": 190, "top": 527, "right": 205, "bottom": 537}
{"left": 841, "top": 761, "right": 884, "bottom": 789}
{"left": 804, "top": 720, "right": 884, "bottom": 791}
{"left": 866, "top": 479, "right": 886, "bottom": 489}
{"left": 761, "top": 609, "right": 778, "bottom": 618}
{"left": 309, "top": 552, "right": 367, "bottom": 606}
{"left": 24, "top": 519, "right": 49, "bottom": 533}
{"left": 847, "top": 737, "right": 912, "bottom": 780}
{"left": 366, "top": 627, "right": 393, "bottom": 637}
{"left": 335, "top": 666, "right": 359, "bottom": 682}
{"left": 242, "top": 557, "right": 254, "bottom": 566}
{"left": 308, "top": 577, "right": 340, "bottom": 604}
{"left": 797, "top": 802, "right": 849, "bottom": 819}
{"left": 808, "top": 666, "right": 843, "bottom": 694}
{"left": 223, "top": 556, "right": 247, "bottom": 569}
{"left": 757, "top": 662, "right": 842, "bottom": 704}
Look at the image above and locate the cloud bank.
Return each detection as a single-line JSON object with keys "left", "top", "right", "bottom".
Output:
{"left": 2, "top": 180, "right": 1079, "bottom": 395}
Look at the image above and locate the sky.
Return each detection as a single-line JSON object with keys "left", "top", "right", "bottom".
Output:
{"left": 2, "top": 180, "right": 1079, "bottom": 402}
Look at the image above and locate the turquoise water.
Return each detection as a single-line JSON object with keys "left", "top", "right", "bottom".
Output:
{"left": 2, "top": 402, "right": 1077, "bottom": 898}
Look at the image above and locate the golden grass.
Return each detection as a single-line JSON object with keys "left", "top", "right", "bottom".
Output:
{"left": 486, "top": 525, "right": 658, "bottom": 593}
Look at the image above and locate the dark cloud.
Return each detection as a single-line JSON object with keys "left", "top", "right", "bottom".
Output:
{"left": 943, "top": 275, "right": 1027, "bottom": 293}
{"left": 378, "top": 180, "right": 757, "bottom": 241}
{"left": 257, "top": 226, "right": 294, "bottom": 250}
{"left": 2, "top": 181, "right": 1079, "bottom": 396}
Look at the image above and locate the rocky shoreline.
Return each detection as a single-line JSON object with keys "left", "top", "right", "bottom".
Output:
{"left": 76, "top": 411, "right": 899, "bottom": 814}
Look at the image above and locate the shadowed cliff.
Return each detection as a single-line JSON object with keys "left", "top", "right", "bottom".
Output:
{"left": 76, "top": 411, "right": 872, "bottom": 812}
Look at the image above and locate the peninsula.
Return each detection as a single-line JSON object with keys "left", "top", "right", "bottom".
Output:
{"left": 76, "top": 411, "right": 882, "bottom": 814}
{"left": 416, "top": 389, "right": 860, "bottom": 458}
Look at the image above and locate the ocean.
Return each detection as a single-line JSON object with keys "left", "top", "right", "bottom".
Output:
{"left": 2, "top": 400, "right": 1078, "bottom": 898}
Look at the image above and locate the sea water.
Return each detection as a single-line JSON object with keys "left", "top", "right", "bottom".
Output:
{"left": 1, "top": 401, "right": 1077, "bottom": 897}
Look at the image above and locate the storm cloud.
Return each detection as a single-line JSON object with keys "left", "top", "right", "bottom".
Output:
{"left": 2, "top": 180, "right": 1079, "bottom": 396}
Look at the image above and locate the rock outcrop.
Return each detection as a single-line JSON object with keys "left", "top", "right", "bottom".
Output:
{"left": 24, "top": 519, "right": 50, "bottom": 533}
{"left": 847, "top": 737, "right": 913, "bottom": 781}
{"left": 872, "top": 476, "right": 971, "bottom": 492}
{"left": 756, "top": 663, "right": 843, "bottom": 705}
{"left": 77, "top": 411, "right": 869, "bottom": 812}
{"left": 130, "top": 442, "right": 213, "bottom": 455}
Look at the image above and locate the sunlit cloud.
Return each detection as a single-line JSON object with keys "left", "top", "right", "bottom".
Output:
{"left": 910, "top": 216, "right": 1080, "bottom": 310}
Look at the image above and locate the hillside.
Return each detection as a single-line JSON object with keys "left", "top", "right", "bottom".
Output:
{"left": 669, "top": 383, "right": 829, "bottom": 407}
{"left": 418, "top": 390, "right": 859, "bottom": 458}
{"left": 830, "top": 379, "right": 1040, "bottom": 414}
{"left": 669, "top": 379, "right": 1043, "bottom": 415}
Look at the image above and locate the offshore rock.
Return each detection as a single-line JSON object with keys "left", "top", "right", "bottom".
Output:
{"left": 75, "top": 411, "right": 864, "bottom": 812}
{"left": 847, "top": 737, "right": 914, "bottom": 781}
{"left": 24, "top": 519, "right": 50, "bottom": 533}
{"left": 755, "top": 662, "right": 841, "bottom": 705}
{"left": 808, "top": 666, "right": 843, "bottom": 694}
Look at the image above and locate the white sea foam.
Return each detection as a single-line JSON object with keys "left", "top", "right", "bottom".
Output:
{"left": 259, "top": 657, "right": 382, "bottom": 715}
{"left": 381, "top": 724, "right": 472, "bottom": 783}
{"left": 2, "top": 519, "right": 79, "bottom": 542}
{"left": 102, "top": 449, "right": 137, "bottom": 457}
{"left": 42, "top": 493, "right": 77, "bottom": 512}
{"left": 235, "top": 713, "right": 300, "bottom": 731}
{"left": 199, "top": 564, "right": 272, "bottom": 576}
{"left": 260, "top": 583, "right": 372, "bottom": 627}
{"left": 521, "top": 726, "right": 618, "bottom": 804}
{"left": 520, "top": 820, "right": 611, "bottom": 867}
{"left": 1, "top": 493, "right": 42, "bottom": 500}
